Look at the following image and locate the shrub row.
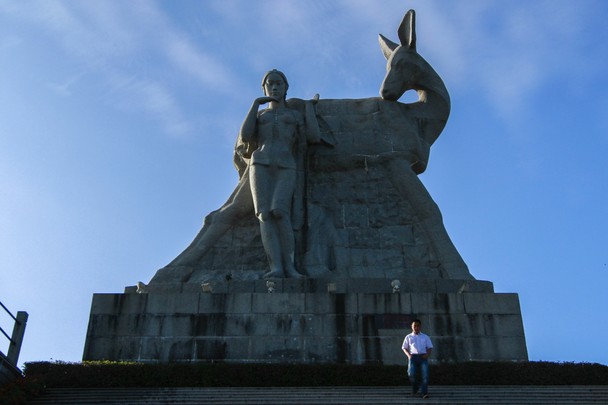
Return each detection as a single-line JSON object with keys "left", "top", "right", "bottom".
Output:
{"left": 21, "top": 361, "right": 608, "bottom": 388}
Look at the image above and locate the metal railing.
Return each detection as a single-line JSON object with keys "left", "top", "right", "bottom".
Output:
{"left": 0, "top": 300, "right": 28, "bottom": 367}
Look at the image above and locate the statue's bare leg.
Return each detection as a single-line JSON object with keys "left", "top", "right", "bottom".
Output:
{"left": 387, "top": 159, "right": 473, "bottom": 280}
{"left": 259, "top": 213, "right": 285, "bottom": 278}
{"left": 274, "top": 211, "right": 304, "bottom": 278}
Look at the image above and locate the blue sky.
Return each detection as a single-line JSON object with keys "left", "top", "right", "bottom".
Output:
{"left": 1, "top": 0, "right": 607, "bottom": 368}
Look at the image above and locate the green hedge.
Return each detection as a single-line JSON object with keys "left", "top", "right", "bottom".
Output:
{"left": 21, "top": 361, "right": 608, "bottom": 388}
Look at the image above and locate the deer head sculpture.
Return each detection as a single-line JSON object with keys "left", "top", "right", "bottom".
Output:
{"left": 378, "top": 9, "right": 450, "bottom": 135}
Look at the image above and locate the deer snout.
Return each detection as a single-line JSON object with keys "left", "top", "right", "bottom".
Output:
{"left": 380, "top": 87, "right": 397, "bottom": 101}
{"left": 380, "top": 81, "right": 402, "bottom": 101}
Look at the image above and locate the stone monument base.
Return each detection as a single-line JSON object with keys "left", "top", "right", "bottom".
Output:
{"left": 83, "top": 279, "right": 527, "bottom": 364}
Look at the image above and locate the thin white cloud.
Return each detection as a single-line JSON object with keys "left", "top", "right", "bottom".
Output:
{"left": 163, "top": 35, "right": 236, "bottom": 93}
{"left": 396, "top": 1, "right": 604, "bottom": 122}
{"left": 47, "top": 72, "right": 85, "bottom": 97}
{"left": 4, "top": 1, "right": 605, "bottom": 137}
{"left": 107, "top": 72, "right": 191, "bottom": 136}
{"left": 140, "top": 81, "right": 192, "bottom": 135}
{"left": 1, "top": 1, "right": 238, "bottom": 137}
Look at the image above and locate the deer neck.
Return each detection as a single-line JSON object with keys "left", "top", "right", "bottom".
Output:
{"left": 412, "top": 66, "right": 450, "bottom": 120}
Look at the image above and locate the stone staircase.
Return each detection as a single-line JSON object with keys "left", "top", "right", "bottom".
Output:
{"left": 27, "top": 386, "right": 608, "bottom": 404}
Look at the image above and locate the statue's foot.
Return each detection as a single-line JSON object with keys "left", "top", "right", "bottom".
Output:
{"left": 263, "top": 269, "right": 284, "bottom": 278}
{"left": 285, "top": 266, "right": 305, "bottom": 279}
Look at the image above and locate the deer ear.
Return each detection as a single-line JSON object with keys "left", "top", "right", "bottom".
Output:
{"left": 378, "top": 34, "right": 398, "bottom": 60}
{"left": 398, "top": 9, "right": 416, "bottom": 51}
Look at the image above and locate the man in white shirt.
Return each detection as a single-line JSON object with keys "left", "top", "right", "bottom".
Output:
{"left": 402, "top": 319, "right": 433, "bottom": 399}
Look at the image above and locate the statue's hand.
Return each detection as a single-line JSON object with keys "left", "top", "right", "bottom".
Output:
{"left": 255, "top": 96, "right": 279, "bottom": 105}
{"left": 303, "top": 94, "right": 320, "bottom": 107}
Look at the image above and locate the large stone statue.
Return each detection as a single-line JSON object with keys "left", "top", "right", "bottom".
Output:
{"left": 148, "top": 9, "right": 473, "bottom": 285}
{"left": 85, "top": 10, "right": 527, "bottom": 366}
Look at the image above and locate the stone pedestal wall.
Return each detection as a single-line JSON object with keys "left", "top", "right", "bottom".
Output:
{"left": 83, "top": 281, "right": 527, "bottom": 364}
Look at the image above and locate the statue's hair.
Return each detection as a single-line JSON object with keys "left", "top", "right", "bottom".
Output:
{"left": 261, "top": 69, "right": 289, "bottom": 98}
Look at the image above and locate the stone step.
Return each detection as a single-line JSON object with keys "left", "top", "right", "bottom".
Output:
{"left": 27, "top": 386, "right": 608, "bottom": 404}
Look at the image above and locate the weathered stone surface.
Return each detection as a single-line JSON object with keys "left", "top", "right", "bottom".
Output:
{"left": 83, "top": 291, "right": 527, "bottom": 364}
{"left": 148, "top": 95, "right": 469, "bottom": 284}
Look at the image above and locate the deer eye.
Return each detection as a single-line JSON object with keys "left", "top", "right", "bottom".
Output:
{"left": 392, "top": 56, "right": 405, "bottom": 69}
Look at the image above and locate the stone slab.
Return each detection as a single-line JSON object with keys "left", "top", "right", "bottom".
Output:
{"left": 83, "top": 290, "right": 527, "bottom": 364}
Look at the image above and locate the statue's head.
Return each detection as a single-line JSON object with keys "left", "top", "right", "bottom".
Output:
{"left": 261, "top": 69, "right": 289, "bottom": 100}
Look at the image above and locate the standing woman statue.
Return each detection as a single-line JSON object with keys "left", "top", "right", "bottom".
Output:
{"left": 239, "top": 69, "right": 322, "bottom": 278}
